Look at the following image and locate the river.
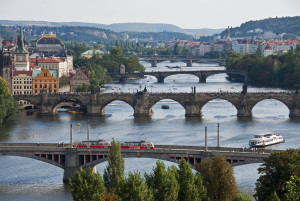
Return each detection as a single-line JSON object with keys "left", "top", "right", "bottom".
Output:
{"left": 0, "top": 61, "right": 299, "bottom": 200}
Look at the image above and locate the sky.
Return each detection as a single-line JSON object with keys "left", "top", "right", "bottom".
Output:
{"left": 0, "top": 0, "right": 299, "bottom": 29}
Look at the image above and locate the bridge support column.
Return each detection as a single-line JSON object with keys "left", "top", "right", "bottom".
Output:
{"left": 185, "top": 105, "right": 202, "bottom": 117}
{"left": 187, "top": 59, "right": 193, "bottom": 67}
{"left": 133, "top": 94, "right": 152, "bottom": 117}
{"left": 119, "top": 76, "right": 126, "bottom": 83}
{"left": 86, "top": 105, "right": 104, "bottom": 115}
{"left": 199, "top": 75, "right": 207, "bottom": 83}
{"left": 151, "top": 60, "right": 157, "bottom": 67}
{"left": 289, "top": 106, "right": 300, "bottom": 118}
{"left": 237, "top": 107, "right": 252, "bottom": 117}
{"left": 37, "top": 105, "right": 54, "bottom": 115}
{"left": 63, "top": 148, "right": 79, "bottom": 184}
{"left": 157, "top": 76, "right": 165, "bottom": 83}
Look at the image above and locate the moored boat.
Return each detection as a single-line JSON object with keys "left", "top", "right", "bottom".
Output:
{"left": 249, "top": 132, "right": 284, "bottom": 147}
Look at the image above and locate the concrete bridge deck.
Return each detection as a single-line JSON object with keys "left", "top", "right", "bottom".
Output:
{"left": 0, "top": 143, "right": 272, "bottom": 182}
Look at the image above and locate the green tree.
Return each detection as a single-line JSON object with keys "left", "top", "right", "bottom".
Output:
{"left": 76, "top": 83, "right": 90, "bottom": 92}
{"left": 0, "top": 77, "right": 18, "bottom": 124}
{"left": 70, "top": 167, "right": 105, "bottom": 201}
{"left": 178, "top": 159, "right": 200, "bottom": 201}
{"left": 103, "top": 138, "right": 124, "bottom": 195}
{"left": 255, "top": 149, "right": 300, "bottom": 201}
{"left": 283, "top": 176, "right": 300, "bottom": 201}
{"left": 145, "top": 160, "right": 179, "bottom": 201}
{"left": 197, "top": 155, "right": 238, "bottom": 201}
{"left": 256, "top": 43, "right": 263, "bottom": 56}
{"left": 121, "top": 171, "right": 154, "bottom": 201}
{"left": 232, "top": 193, "right": 252, "bottom": 201}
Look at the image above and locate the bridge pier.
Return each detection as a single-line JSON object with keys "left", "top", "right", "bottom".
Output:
{"left": 151, "top": 60, "right": 157, "bottom": 67}
{"left": 157, "top": 76, "right": 165, "bottom": 83}
{"left": 86, "top": 105, "right": 104, "bottom": 115}
{"left": 187, "top": 59, "right": 193, "bottom": 67}
{"left": 237, "top": 107, "right": 252, "bottom": 117}
{"left": 63, "top": 148, "right": 79, "bottom": 183}
{"left": 185, "top": 105, "right": 202, "bottom": 117}
{"left": 199, "top": 75, "right": 207, "bottom": 83}
{"left": 289, "top": 107, "right": 300, "bottom": 118}
{"left": 37, "top": 105, "right": 54, "bottom": 115}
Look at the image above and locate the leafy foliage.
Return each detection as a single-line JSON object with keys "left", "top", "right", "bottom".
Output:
{"left": 103, "top": 138, "right": 124, "bottom": 195}
{"left": 283, "top": 176, "right": 300, "bottom": 201}
{"left": 255, "top": 149, "right": 300, "bottom": 201}
{"left": 145, "top": 160, "right": 179, "bottom": 201}
{"left": 220, "top": 16, "right": 300, "bottom": 39}
{"left": 226, "top": 50, "right": 300, "bottom": 88}
{"left": 121, "top": 171, "right": 154, "bottom": 201}
{"left": 70, "top": 167, "right": 105, "bottom": 201}
{"left": 197, "top": 155, "right": 238, "bottom": 201}
{"left": 232, "top": 193, "right": 253, "bottom": 201}
{"left": 0, "top": 77, "right": 18, "bottom": 124}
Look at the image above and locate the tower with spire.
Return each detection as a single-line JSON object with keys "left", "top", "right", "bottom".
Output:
{"left": 14, "top": 27, "right": 29, "bottom": 71}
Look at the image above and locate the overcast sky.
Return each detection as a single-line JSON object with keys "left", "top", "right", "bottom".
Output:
{"left": 0, "top": 0, "right": 299, "bottom": 29}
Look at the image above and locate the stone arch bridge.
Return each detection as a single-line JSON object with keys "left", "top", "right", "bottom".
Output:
{"left": 14, "top": 92, "right": 300, "bottom": 117}
{"left": 0, "top": 143, "right": 270, "bottom": 183}
{"left": 108, "top": 70, "right": 244, "bottom": 83}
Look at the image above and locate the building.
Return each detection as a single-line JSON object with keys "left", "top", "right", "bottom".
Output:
{"left": 81, "top": 50, "right": 104, "bottom": 58}
{"left": 14, "top": 28, "right": 29, "bottom": 71}
{"left": 34, "top": 33, "right": 73, "bottom": 73}
{"left": 232, "top": 40, "right": 258, "bottom": 54}
{"left": 263, "top": 44, "right": 273, "bottom": 57}
{"left": 30, "top": 57, "right": 67, "bottom": 77}
{"left": 69, "top": 70, "right": 89, "bottom": 92}
{"left": 0, "top": 50, "right": 12, "bottom": 92}
{"left": 12, "top": 70, "right": 32, "bottom": 95}
{"left": 32, "top": 70, "right": 59, "bottom": 94}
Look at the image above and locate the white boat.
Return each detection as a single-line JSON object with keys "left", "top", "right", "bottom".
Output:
{"left": 249, "top": 132, "right": 284, "bottom": 147}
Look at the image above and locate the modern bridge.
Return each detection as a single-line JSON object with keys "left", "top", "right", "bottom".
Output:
{"left": 0, "top": 143, "right": 272, "bottom": 183}
{"left": 13, "top": 92, "right": 300, "bottom": 117}
{"left": 107, "top": 69, "right": 244, "bottom": 83}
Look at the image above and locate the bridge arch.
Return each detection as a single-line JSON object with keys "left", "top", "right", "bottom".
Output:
{"left": 100, "top": 99, "right": 135, "bottom": 116}
{"left": 1, "top": 153, "right": 65, "bottom": 169}
{"left": 251, "top": 98, "right": 290, "bottom": 117}
{"left": 201, "top": 98, "right": 239, "bottom": 117}
{"left": 163, "top": 74, "right": 200, "bottom": 83}
{"left": 52, "top": 98, "right": 83, "bottom": 114}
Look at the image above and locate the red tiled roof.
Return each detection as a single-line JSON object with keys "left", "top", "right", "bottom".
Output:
{"left": 13, "top": 70, "right": 32, "bottom": 76}
{"left": 29, "top": 57, "right": 64, "bottom": 63}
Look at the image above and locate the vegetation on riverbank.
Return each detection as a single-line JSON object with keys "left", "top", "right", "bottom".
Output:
{"left": 226, "top": 47, "right": 300, "bottom": 88}
{"left": 0, "top": 77, "right": 18, "bottom": 124}
{"left": 70, "top": 139, "right": 253, "bottom": 201}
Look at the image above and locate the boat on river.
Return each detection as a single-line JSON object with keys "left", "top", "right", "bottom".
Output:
{"left": 249, "top": 132, "right": 284, "bottom": 147}
{"left": 161, "top": 105, "right": 169, "bottom": 109}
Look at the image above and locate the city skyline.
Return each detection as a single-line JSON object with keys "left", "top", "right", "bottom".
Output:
{"left": 0, "top": 0, "right": 299, "bottom": 29}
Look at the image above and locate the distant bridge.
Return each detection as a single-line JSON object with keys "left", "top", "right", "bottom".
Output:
{"left": 13, "top": 92, "right": 300, "bottom": 117}
{"left": 138, "top": 55, "right": 226, "bottom": 67}
{"left": 0, "top": 143, "right": 272, "bottom": 183}
{"left": 107, "top": 70, "right": 246, "bottom": 83}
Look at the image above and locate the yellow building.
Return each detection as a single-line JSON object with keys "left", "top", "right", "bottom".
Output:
{"left": 32, "top": 70, "right": 59, "bottom": 94}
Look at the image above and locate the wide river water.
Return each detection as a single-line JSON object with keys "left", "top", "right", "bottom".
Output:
{"left": 0, "top": 61, "right": 300, "bottom": 200}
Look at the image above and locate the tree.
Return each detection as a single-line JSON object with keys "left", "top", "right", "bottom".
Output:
{"left": 0, "top": 77, "right": 18, "bottom": 124}
{"left": 256, "top": 43, "right": 263, "bottom": 56}
{"left": 121, "top": 171, "right": 154, "bottom": 201}
{"left": 70, "top": 167, "right": 105, "bottom": 201}
{"left": 178, "top": 159, "right": 200, "bottom": 201}
{"left": 197, "top": 155, "right": 238, "bottom": 201}
{"left": 232, "top": 193, "right": 252, "bottom": 201}
{"left": 102, "top": 189, "right": 118, "bottom": 201}
{"left": 255, "top": 149, "right": 300, "bottom": 201}
{"left": 283, "top": 176, "right": 300, "bottom": 201}
{"left": 103, "top": 138, "right": 124, "bottom": 195}
{"left": 145, "top": 160, "right": 179, "bottom": 201}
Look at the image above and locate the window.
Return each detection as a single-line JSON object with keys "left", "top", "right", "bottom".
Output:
{"left": 54, "top": 84, "right": 56, "bottom": 88}
{"left": 35, "top": 84, "right": 37, "bottom": 88}
{"left": 35, "top": 90, "right": 37, "bottom": 94}
{"left": 40, "top": 84, "right": 42, "bottom": 88}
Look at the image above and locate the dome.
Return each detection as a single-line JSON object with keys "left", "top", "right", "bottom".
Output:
{"left": 36, "top": 37, "right": 63, "bottom": 45}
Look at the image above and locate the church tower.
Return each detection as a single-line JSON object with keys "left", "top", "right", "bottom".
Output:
{"left": 14, "top": 27, "right": 29, "bottom": 71}
{"left": 0, "top": 49, "right": 12, "bottom": 93}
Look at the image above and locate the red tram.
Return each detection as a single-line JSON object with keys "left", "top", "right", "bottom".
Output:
{"left": 73, "top": 140, "right": 155, "bottom": 149}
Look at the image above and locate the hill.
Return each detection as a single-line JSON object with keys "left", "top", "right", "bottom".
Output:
{"left": 220, "top": 16, "right": 300, "bottom": 39}
{"left": 0, "top": 20, "right": 224, "bottom": 36}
